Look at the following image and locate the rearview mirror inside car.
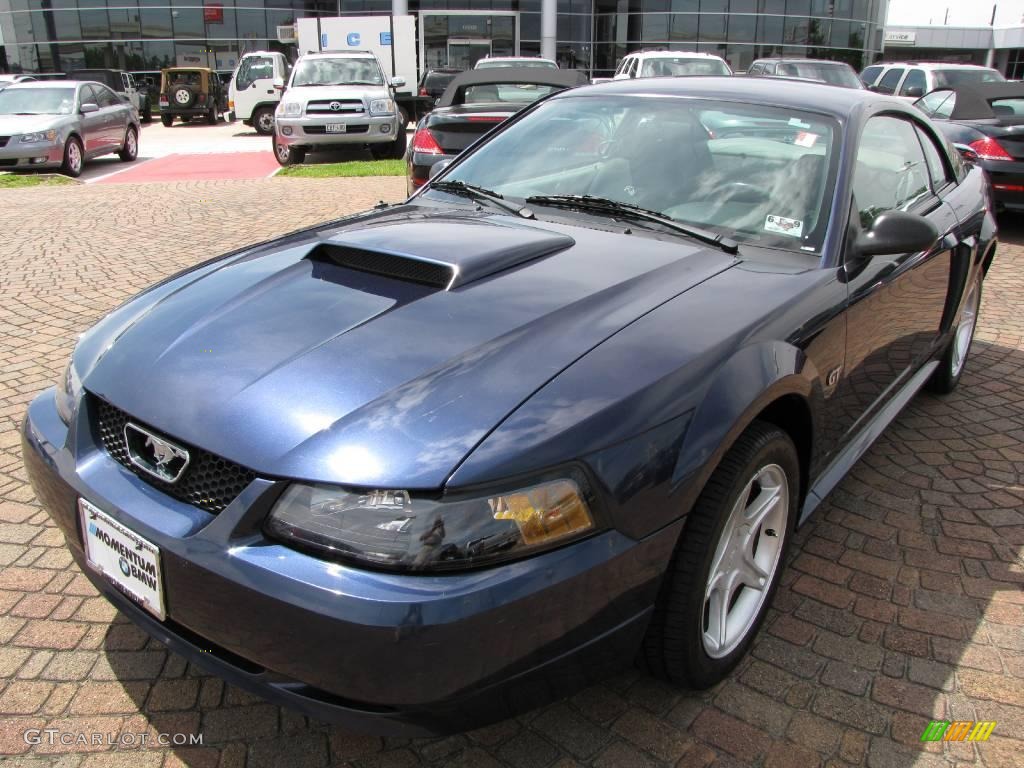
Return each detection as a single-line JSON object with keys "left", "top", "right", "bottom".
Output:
{"left": 428, "top": 159, "right": 452, "bottom": 180}
{"left": 855, "top": 211, "right": 938, "bottom": 257}
{"left": 80, "top": 103, "right": 99, "bottom": 114}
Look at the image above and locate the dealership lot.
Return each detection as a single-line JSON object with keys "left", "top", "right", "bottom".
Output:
{"left": 0, "top": 179, "right": 1022, "bottom": 766}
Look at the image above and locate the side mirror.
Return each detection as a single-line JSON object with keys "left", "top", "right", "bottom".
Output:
{"left": 80, "top": 103, "right": 99, "bottom": 114}
{"left": 273, "top": 77, "right": 285, "bottom": 92}
{"left": 903, "top": 85, "right": 924, "bottom": 98}
{"left": 953, "top": 143, "right": 979, "bottom": 163}
{"left": 855, "top": 211, "right": 938, "bottom": 257}
{"left": 390, "top": 76, "right": 406, "bottom": 88}
{"left": 866, "top": 83, "right": 878, "bottom": 92}
{"left": 428, "top": 159, "right": 452, "bottom": 180}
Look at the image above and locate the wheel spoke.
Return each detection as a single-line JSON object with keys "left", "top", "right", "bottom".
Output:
{"left": 744, "top": 483, "right": 781, "bottom": 529}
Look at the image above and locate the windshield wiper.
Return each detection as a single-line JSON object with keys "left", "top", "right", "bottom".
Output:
{"left": 525, "top": 194, "right": 739, "bottom": 254}
{"left": 430, "top": 180, "right": 535, "bottom": 219}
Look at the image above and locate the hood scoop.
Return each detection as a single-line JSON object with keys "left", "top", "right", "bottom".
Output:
{"left": 310, "top": 218, "right": 575, "bottom": 290}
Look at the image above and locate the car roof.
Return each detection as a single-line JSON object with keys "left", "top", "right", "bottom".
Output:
{"left": 563, "top": 76, "right": 907, "bottom": 119}
{"left": 4, "top": 80, "right": 79, "bottom": 88}
{"left": 876, "top": 62, "right": 997, "bottom": 71}
{"left": 941, "top": 81, "right": 1024, "bottom": 119}
{"left": 439, "top": 67, "right": 590, "bottom": 106}
{"left": 479, "top": 57, "right": 555, "bottom": 63}
{"left": 756, "top": 58, "right": 851, "bottom": 66}
{"left": 301, "top": 51, "right": 379, "bottom": 60}
{"left": 627, "top": 51, "right": 725, "bottom": 59}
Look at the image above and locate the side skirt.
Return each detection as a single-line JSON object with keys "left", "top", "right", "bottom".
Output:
{"left": 799, "top": 360, "right": 940, "bottom": 525}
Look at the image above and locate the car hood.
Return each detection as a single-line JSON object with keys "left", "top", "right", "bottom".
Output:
{"left": 82, "top": 206, "right": 737, "bottom": 489}
{"left": 0, "top": 114, "right": 70, "bottom": 133}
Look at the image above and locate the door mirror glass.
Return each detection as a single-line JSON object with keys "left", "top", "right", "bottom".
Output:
{"left": 428, "top": 159, "right": 452, "bottom": 180}
{"left": 855, "top": 211, "right": 938, "bottom": 257}
{"left": 80, "top": 102, "right": 99, "bottom": 114}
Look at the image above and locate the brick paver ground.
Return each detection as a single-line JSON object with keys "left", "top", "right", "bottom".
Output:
{"left": 1, "top": 179, "right": 1022, "bottom": 768}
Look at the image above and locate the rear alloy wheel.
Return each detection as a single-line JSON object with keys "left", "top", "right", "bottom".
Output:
{"left": 642, "top": 421, "right": 798, "bottom": 688}
{"left": 927, "top": 278, "right": 982, "bottom": 394}
{"left": 118, "top": 127, "right": 138, "bottom": 162}
{"left": 273, "top": 134, "right": 305, "bottom": 166}
{"left": 61, "top": 136, "right": 84, "bottom": 178}
{"left": 253, "top": 107, "right": 275, "bottom": 136}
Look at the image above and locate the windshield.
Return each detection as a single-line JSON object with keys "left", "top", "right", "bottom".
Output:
{"left": 934, "top": 68, "right": 1005, "bottom": 87}
{"left": 641, "top": 58, "right": 730, "bottom": 77}
{"left": 291, "top": 57, "right": 384, "bottom": 86}
{"left": 0, "top": 87, "right": 76, "bottom": 115}
{"left": 776, "top": 62, "right": 861, "bottom": 88}
{"left": 477, "top": 60, "right": 557, "bottom": 69}
{"left": 461, "top": 83, "right": 560, "bottom": 105}
{"left": 439, "top": 96, "right": 837, "bottom": 253}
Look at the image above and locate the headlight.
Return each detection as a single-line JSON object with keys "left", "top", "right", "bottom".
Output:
{"left": 20, "top": 130, "right": 57, "bottom": 143}
{"left": 265, "top": 478, "right": 594, "bottom": 571}
{"left": 369, "top": 98, "right": 396, "bottom": 116}
{"left": 279, "top": 101, "right": 302, "bottom": 117}
{"left": 55, "top": 359, "right": 82, "bottom": 425}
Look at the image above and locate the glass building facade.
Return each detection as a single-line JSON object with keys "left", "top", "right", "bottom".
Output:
{"left": 0, "top": 0, "right": 886, "bottom": 78}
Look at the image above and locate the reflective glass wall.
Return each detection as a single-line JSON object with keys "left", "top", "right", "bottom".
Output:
{"left": 0, "top": 0, "right": 885, "bottom": 77}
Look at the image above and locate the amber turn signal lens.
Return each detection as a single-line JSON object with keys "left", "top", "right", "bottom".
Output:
{"left": 490, "top": 480, "right": 593, "bottom": 546}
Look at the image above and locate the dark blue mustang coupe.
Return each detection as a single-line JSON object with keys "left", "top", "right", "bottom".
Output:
{"left": 23, "top": 78, "right": 996, "bottom": 735}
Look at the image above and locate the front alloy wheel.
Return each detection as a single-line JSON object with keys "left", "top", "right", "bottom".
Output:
{"left": 61, "top": 136, "right": 83, "bottom": 178}
{"left": 273, "top": 135, "right": 305, "bottom": 166}
{"left": 642, "top": 420, "right": 798, "bottom": 688}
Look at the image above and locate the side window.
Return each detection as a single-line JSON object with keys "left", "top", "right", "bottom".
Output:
{"left": 898, "top": 68, "right": 926, "bottom": 96}
{"left": 615, "top": 58, "right": 627, "bottom": 75}
{"left": 94, "top": 85, "right": 118, "bottom": 107}
{"left": 853, "top": 116, "right": 932, "bottom": 228}
{"left": 916, "top": 89, "right": 952, "bottom": 117}
{"left": 875, "top": 67, "right": 904, "bottom": 95}
{"left": 80, "top": 84, "right": 99, "bottom": 107}
{"left": 933, "top": 92, "right": 956, "bottom": 119}
{"left": 916, "top": 125, "right": 952, "bottom": 190}
{"left": 237, "top": 56, "right": 274, "bottom": 90}
{"left": 628, "top": 58, "right": 638, "bottom": 77}
{"left": 860, "top": 65, "right": 882, "bottom": 85}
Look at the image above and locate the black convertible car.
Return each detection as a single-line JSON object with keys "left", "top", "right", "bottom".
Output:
{"left": 406, "top": 67, "right": 589, "bottom": 193}
{"left": 915, "top": 81, "right": 1024, "bottom": 210}
{"left": 23, "top": 77, "right": 995, "bottom": 734}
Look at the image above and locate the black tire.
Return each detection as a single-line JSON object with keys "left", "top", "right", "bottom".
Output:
{"left": 642, "top": 421, "right": 799, "bottom": 688}
{"left": 371, "top": 127, "right": 407, "bottom": 160}
{"left": 141, "top": 100, "right": 152, "bottom": 124}
{"left": 926, "top": 278, "right": 982, "bottom": 394}
{"left": 60, "top": 135, "right": 84, "bottom": 178}
{"left": 253, "top": 107, "right": 275, "bottom": 136}
{"left": 161, "top": 113, "right": 173, "bottom": 128}
{"left": 273, "top": 134, "right": 305, "bottom": 166}
{"left": 206, "top": 105, "right": 218, "bottom": 125}
{"left": 172, "top": 84, "right": 196, "bottom": 109}
{"left": 118, "top": 126, "right": 138, "bottom": 162}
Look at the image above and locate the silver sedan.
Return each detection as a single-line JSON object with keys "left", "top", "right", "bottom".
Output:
{"left": 0, "top": 81, "right": 140, "bottom": 177}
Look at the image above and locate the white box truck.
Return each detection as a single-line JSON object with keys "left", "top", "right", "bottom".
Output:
{"left": 296, "top": 15, "right": 429, "bottom": 126}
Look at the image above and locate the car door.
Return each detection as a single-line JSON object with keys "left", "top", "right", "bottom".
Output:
{"left": 91, "top": 84, "right": 125, "bottom": 150}
{"left": 836, "top": 113, "right": 959, "bottom": 436}
{"left": 232, "top": 54, "right": 277, "bottom": 120}
{"left": 77, "top": 85, "right": 109, "bottom": 156}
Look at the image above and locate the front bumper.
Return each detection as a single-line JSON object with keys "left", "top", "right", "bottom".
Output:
{"left": 275, "top": 114, "right": 400, "bottom": 147}
{"left": 0, "top": 140, "right": 63, "bottom": 170}
{"left": 22, "top": 389, "right": 679, "bottom": 735}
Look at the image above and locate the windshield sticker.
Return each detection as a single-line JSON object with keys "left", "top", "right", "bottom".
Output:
{"left": 788, "top": 117, "right": 811, "bottom": 129}
{"left": 794, "top": 131, "right": 818, "bottom": 148}
{"left": 765, "top": 214, "right": 804, "bottom": 238}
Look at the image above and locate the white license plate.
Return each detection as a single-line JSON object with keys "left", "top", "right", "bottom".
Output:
{"left": 79, "top": 499, "right": 165, "bottom": 620}
{"left": 325, "top": 123, "right": 347, "bottom": 133}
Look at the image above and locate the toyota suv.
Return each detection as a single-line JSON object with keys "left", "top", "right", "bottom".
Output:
{"left": 272, "top": 50, "right": 406, "bottom": 166}
{"left": 860, "top": 62, "right": 1004, "bottom": 99}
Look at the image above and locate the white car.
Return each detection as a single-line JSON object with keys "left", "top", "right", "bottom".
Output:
{"left": 228, "top": 51, "right": 290, "bottom": 135}
{"left": 613, "top": 51, "right": 731, "bottom": 80}
{"left": 272, "top": 50, "right": 406, "bottom": 166}
{"left": 475, "top": 57, "right": 558, "bottom": 70}
{"left": 859, "top": 62, "right": 1004, "bottom": 100}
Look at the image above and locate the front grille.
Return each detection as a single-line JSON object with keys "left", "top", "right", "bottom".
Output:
{"left": 306, "top": 99, "right": 364, "bottom": 114}
{"left": 93, "top": 396, "right": 256, "bottom": 514}
{"left": 303, "top": 124, "right": 369, "bottom": 135}
{"left": 0, "top": 136, "right": 9, "bottom": 148}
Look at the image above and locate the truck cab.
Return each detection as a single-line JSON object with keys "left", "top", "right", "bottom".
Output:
{"left": 229, "top": 51, "right": 290, "bottom": 135}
